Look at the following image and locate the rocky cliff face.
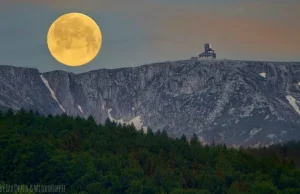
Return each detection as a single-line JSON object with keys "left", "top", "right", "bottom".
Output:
{"left": 1, "top": 60, "right": 300, "bottom": 146}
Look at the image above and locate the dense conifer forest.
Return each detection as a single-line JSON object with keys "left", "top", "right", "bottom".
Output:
{"left": 0, "top": 109, "right": 300, "bottom": 194}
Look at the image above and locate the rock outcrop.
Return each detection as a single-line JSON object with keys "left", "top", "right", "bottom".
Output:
{"left": 1, "top": 59, "right": 300, "bottom": 146}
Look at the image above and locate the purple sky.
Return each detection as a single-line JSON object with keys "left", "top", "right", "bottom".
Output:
{"left": 1, "top": 0, "right": 299, "bottom": 73}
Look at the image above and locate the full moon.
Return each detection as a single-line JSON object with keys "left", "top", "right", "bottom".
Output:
{"left": 47, "top": 13, "right": 102, "bottom": 66}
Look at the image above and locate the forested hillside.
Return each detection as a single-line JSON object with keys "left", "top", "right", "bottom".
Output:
{"left": 0, "top": 109, "right": 300, "bottom": 194}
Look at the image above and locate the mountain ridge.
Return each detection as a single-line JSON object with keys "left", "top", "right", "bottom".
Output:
{"left": 3, "top": 59, "right": 298, "bottom": 74}
{"left": 1, "top": 59, "right": 300, "bottom": 146}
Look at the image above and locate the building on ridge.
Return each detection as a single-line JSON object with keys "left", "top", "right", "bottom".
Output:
{"left": 198, "top": 43, "right": 216, "bottom": 59}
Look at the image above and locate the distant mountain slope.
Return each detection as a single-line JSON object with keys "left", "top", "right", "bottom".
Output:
{"left": 1, "top": 60, "right": 300, "bottom": 146}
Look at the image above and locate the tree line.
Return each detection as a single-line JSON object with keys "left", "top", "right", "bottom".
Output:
{"left": 0, "top": 109, "right": 299, "bottom": 194}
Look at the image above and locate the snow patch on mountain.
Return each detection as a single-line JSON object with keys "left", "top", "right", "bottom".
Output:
{"left": 286, "top": 95, "right": 300, "bottom": 115}
{"left": 249, "top": 128, "right": 262, "bottom": 138}
{"left": 108, "top": 108, "right": 147, "bottom": 132}
{"left": 267, "top": 134, "right": 276, "bottom": 139}
{"left": 77, "top": 105, "right": 83, "bottom": 113}
{"left": 259, "top": 72, "right": 266, "bottom": 78}
{"left": 40, "top": 75, "right": 65, "bottom": 112}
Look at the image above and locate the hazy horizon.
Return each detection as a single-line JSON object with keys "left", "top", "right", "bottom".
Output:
{"left": 1, "top": 0, "right": 299, "bottom": 73}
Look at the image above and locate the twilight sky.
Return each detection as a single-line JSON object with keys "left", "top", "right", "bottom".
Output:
{"left": 0, "top": 0, "right": 299, "bottom": 73}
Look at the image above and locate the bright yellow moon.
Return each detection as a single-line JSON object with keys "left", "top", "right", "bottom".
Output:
{"left": 47, "top": 13, "right": 102, "bottom": 66}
